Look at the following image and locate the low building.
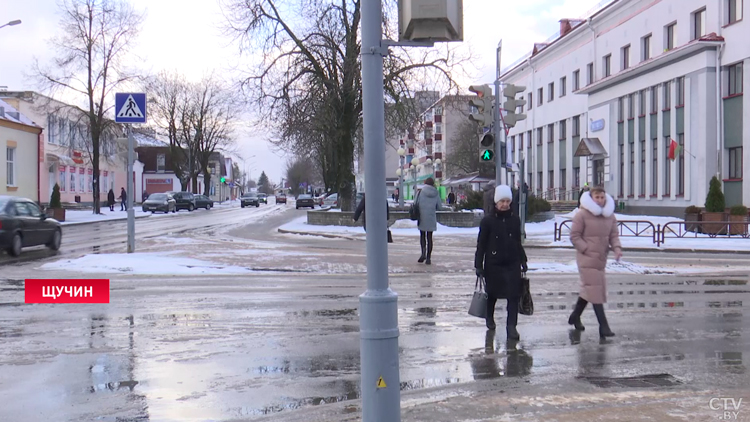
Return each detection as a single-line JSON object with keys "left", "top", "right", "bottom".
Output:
{"left": 0, "top": 99, "right": 42, "bottom": 200}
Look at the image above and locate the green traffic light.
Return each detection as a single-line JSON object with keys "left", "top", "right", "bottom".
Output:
{"left": 481, "top": 150, "right": 494, "bottom": 161}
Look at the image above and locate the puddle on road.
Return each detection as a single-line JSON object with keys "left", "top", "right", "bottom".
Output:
{"left": 579, "top": 373, "right": 683, "bottom": 388}
{"left": 287, "top": 309, "right": 358, "bottom": 319}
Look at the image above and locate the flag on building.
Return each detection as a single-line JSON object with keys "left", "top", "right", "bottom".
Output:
{"left": 668, "top": 138, "right": 682, "bottom": 161}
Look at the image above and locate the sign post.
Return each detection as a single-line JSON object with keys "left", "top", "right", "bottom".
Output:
{"left": 115, "top": 92, "right": 147, "bottom": 254}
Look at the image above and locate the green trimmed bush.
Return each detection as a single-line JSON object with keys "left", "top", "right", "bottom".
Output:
{"left": 457, "top": 190, "right": 484, "bottom": 211}
{"left": 50, "top": 184, "right": 62, "bottom": 209}
{"left": 705, "top": 176, "right": 725, "bottom": 213}
{"left": 685, "top": 205, "right": 702, "bottom": 214}
{"left": 730, "top": 205, "right": 748, "bottom": 216}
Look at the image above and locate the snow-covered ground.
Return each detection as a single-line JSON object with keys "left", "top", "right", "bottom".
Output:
{"left": 40, "top": 252, "right": 257, "bottom": 275}
{"left": 59, "top": 200, "right": 241, "bottom": 225}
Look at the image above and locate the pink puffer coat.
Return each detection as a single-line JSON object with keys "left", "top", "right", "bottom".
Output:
{"left": 570, "top": 191, "right": 622, "bottom": 304}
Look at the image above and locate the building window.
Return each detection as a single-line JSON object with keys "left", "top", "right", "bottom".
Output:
{"left": 58, "top": 119, "right": 68, "bottom": 146}
{"left": 678, "top": 134, "right": 685, "bottom": 194}
{"left": 518, "top": 133, "right": 524, "bottom": 152}
{"left": 630, "top": 141, "right": 635, "bottom": 196}
{"left": 603, "top": 54, "right": 612, "bottom": 77}
{"left": 652, "top": 138, "right": 659, "bottom": 195}
{"left": 676, "top": 77, "right": 685, "bottom": 106}
{"left": 664, "top": 136, "right": 672, "bottom": 195}
{"left": 573, "top": 70, "right": 580, "bottom": 91}
{"left": 537, "top": 172, "right": 543, "bottom": 193}
{"left": 435, "top": 123, "right": 442, "bottom": 134}
{"left": 619, "top": 143, "right": 624, "bottom": 198}
{"left": 538, "top": 88, "right": 544, "bottom": 106}
{"left": 560, "top": 77, "right": 567, "bottom": 97}
{"left": 621, "top": 45, "right": 630, "bottom": 70}
{"left": 528, "top": 93, "right": 533, "bottom": 110}
{"left": 666, "top": 22, "right": 677, "bottom": 51}
{"left": 548, "top": 82, "right": 555, "bottom": 102}
{"left": 640, "top": 139, "right": 647, "bottom": 195}
{"left": 6, "top": 147, "right": 16, "bottom": 186}
{"left": 618, "top": 97, "right": 624, "bottom": 121}
{"left": 628, "top": 93, "right": 635, "bottom": 119}
{"left": 527, "top": 131, "right": 532, "bottom": 148}
{"left": 729, "top": 147, "right": 743, "bottom": 179}
{"left": 728, "top": 62, "right": 744, "bottom": 96}
{"left": 693, "top": 8, "right": 706, "bottom": 40}
{"left": 573, "top": 115, "right": 580, "bottom": 137}
{"left": 560, "top": 120, "right": 567, "bottom": 139}
{"left": 561, "top": 169, "right": 567, "bottom": 190}
{"left": 663, "top": 82, "right": 671, "bottom": 109}
{"left": 641, "top": 34, "right": 652, "bottom": 61}
{"left": 548, "top": 124, "right": 554, "bottom": 143}
{"left": 48, "top": 114, "right": 57, "bottom": 144}
{"left": 639, "top": 89, "right": 647, "bottom": 116}
{"left": 157, "top": 153, "right": 166, "bottom": 172}
{"left": 574, "top": 166, "right": 580, "bottom": 188}
{"left": 511, "top": 136, "right": 516, "bottom": 153}
{"left": 727, "top": 0, "right": 743, "bottom": 25}
{"left": 587, "top": 62, "right": 594, "bottom": 85}
{"left": 549, "top": 170, "right": 554, "bottom": 191}
{"left": 434, "top": 106, "right": 443, "bottom": 115}
{"left": 537, "top": 128, "right": 543, "bottom": 146}
{"left": 650, "top": 85, "right": 658, "bottom": 113}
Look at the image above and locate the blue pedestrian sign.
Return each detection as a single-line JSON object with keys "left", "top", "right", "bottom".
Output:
{"left": 115, "top": 93, "right": 147, "bottom": 123}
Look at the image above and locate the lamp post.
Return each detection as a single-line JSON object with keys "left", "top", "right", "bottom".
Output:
{"left": 397, "top": 147, "right": 405, "bottom": 208}
{"left": 0, "top": 19, "right": 21, "bottom": 30}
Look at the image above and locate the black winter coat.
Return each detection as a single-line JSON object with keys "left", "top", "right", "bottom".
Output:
{"left": 475, "top": 209, "right": 528, "bottom": 299}
{"left": 353, "top": 196, "right": 390, "bottom": 231}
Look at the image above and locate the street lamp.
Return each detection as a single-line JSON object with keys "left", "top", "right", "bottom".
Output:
{"left": 0, "top": 20, "right": 21, "bottom": 30}
{"left": 397, "top": 147, "right": 406, "bottom": 208}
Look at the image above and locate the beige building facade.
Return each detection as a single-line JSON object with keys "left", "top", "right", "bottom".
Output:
{"left": 0, "top": 99, "right": 42, "bottom": 200}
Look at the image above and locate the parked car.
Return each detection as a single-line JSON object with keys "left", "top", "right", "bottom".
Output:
{"left": 296, "top": 194, "right": 316, "bottom": 209}
{"left": 322, "top": 193, "right": 338, "bottom": 208}
{"left": 168, "top": 191, "right": 197, "bottom": 212}
{"left": 241, "top": 193, "right": 260, "bottom": 208}
{"left": 276, "top": 194, "right": 287, "bottom": 204}
{"left": 257, "top": 193, "right": 268, "bottom": 204}
{"left": 142, "top": 193, "right": 177, "bottom": 214}
{"left": 194, "top": 195, "right": 214, "bottom": 210}
{"left": 0, "top": 196, "right": 62, "bottom": 257}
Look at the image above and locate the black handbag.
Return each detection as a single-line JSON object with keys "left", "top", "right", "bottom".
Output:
{"left": 409, "top": 192, "right": 420, "bottom": 221}
{"left": 519, "top": 273, "right": 534, "bottom": 316}
{"left": 468, "top": 276, "right": 488, "bottom": 318}
{"left": 387, "top": 229, "right": 393, "bottom": 243}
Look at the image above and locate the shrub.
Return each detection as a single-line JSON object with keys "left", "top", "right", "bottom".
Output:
{"left": 527, "top": 194, "right": 551, "bottom": 216}
{"left": 730, "top": 205, "right": 748, "bottom": 216}
{"left": 704, "top": 176, "right": 726, "bottom": 212}
{"left": 50, "top": 184, "right": 62, "bottom": 209}
{"left": 685, "top": 205, "right": 702, "bottom": 214}
{"left": 457, "top": 190, "right": 484, "bottom": 211}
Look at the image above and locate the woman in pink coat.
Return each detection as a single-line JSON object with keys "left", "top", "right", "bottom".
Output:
{"left": 568, "top": 187, "right": 622, "bottom": 338}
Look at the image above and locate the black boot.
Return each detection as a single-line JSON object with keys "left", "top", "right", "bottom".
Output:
{"left": 568, "top": 297, "right": 588, "bottom": 331}
{"left": 486, "top": 296, "right": 497, "bottom": 330}
{"left": 418, "top": 231, "right": 426, "bottom": 263}
{"left": 506, "top": 325, "right": 520, "bottom": 340}
{"left": 506, "top": 297, "right": 520, "bottom": 340}
{"left": 425, "top": 232, "right": 433, "bottom": 265}
{"left": 593, "top": 304, "right": 615, "bottom": 337}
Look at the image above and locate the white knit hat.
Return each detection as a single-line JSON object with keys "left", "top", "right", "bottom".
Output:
{"left": 494, "top": 184, "right": 512, "bottom": 203}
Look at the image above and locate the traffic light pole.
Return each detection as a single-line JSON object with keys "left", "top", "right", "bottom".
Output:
{"left": 494, "top": 79, "right": 503, "bottom": 187}
{"left": 360, "top": 0, "right": 401, "bottom": 420}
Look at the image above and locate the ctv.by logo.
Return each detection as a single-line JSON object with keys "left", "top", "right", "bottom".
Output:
{"left": 710, "top": 397, "right": 743, "bottom": 420}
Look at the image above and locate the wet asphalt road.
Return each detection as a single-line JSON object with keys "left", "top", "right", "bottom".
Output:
{"left": 0, "top": 206, "right": 748, "bottom": 421}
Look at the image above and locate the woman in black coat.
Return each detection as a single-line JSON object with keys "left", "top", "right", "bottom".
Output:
{"left": 475, "top": 184, "right": 528, "bottom": 340}
{"left": 107, "top": 189, "right": 116, "bottom": 211}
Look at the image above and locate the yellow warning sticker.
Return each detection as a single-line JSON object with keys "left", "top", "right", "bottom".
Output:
{"left": 376, "top": 376, "right": 387, "bottom": 388}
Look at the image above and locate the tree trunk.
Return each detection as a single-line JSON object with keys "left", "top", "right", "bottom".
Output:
{"left": 203, "top": 171, "right": 212, "bottom": 197}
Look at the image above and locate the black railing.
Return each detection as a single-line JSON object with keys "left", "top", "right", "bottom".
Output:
{"left": 555, "top": 219, "right": 750, "bottom": 246}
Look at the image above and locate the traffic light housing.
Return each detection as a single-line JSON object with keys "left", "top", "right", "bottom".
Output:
{"left": 469, "top": 85, "right": 496, "bottom": 162}
{"left": 502, "top": 84, "right": 527, "bottom": 128}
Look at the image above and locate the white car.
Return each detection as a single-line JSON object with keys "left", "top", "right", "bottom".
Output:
{"left": 322, "top": 193, "right": 338, "bottom": 208}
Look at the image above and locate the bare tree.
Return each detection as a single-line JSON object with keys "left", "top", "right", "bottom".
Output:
{"left": 285, "top": 156, "right": 320, "bottom": 195}
{"left": 34, "top": 0, "right": 143, "bottom": 214}
{"left": 446, "top": 119, "right": 495, "bottom": 178}
{"left": 223, "top": 0, "right": 471, "bottom": 210}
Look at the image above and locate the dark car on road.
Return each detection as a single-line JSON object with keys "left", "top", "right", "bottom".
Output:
{"left": 276, "top": 193, "right": 287, "bottom": 204}
{"left": 141, "top": 193, "right": 176, "bottom": 213}
{"left": 241, "top": 193, "right": 260, "bottom": 208}
{"left": 169, "top": 191, "right": 197, "bottom": 212}
{"left": 296, "top": 194, "right": 315, "bottom": 209}
{"left": 194, "top": 195, "right": 214, "bottom": 210}
{"left": 258, "top": 193, "right": 268, "bottom": 204}
{"left": 0, "top": 196, "right": 62, "bottom": 257}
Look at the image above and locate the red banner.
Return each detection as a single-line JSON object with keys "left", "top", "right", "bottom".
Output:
{"left": 79, "top": 168, "right": 85, "bottom": 175}
{"left": 59, "top": 166, "right": 66, "bottom": 172}
{"left": 25, "top": 279, "right": 110, "bottom": 304}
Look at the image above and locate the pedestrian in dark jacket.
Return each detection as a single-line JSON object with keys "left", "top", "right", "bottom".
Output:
{"left": 482, "top": 181, "right": 496, "bottom": 217}
{"left": 107, "top": 189, "right": 115, "bottom": 211}
{"left": 119, "top": 187, "right": 127, "bottom": 211}
{"left": 475, "top": 184, "right": 528, "bottom": 340}
{"left": 415, "top": 178, "right": 446, "bottom": 265}
{"left": 577, "top": 184, "right": 590, "bottom": 209}
{"left": 353, "top": 194, "right": 390, "bottom": 231}
{"left": 447, "top": 191, "right": 456, "bottom": 205}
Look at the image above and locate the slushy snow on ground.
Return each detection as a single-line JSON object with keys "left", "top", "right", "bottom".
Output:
{"left": 40, "top": 252, "right": 256, "bottom": 275}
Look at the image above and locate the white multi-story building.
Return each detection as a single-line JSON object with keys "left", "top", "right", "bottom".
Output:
{"left": 501, "top": 0, "right": 748, "bottom": 215}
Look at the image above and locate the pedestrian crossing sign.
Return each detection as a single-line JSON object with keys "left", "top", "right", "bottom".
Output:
{"left": 115, "top": 93, "right": 147, "bottom": 123}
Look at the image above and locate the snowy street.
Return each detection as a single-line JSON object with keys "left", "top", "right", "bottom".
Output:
{"left": 0, "top": 206, "right": 749, "bottom": 421}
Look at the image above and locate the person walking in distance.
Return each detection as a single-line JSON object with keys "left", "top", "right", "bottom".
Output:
{"left": 107, "top": 188, "right": 116, "bottom": 211}
{"left": 482, "top": 181, "right": 496, "bottom": 217}
{"left": 119, "top": 187, "right": 127, "bottom": 211}
{"left": 568, "top": 186, "right": 622, "bottom": 338}
{"left": 475, "top": 185, "right": 528, "bottom": 339}
{"left": 415, "top": 178, "right": 446, "bottom": 265}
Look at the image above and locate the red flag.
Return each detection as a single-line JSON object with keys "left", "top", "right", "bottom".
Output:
{"left": 668, "top": 139, "right": 678, "bottom": 161}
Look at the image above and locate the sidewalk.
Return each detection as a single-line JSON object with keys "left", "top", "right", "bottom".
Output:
{"left": 59, "top": 200, "right": 240, "bottom": 226}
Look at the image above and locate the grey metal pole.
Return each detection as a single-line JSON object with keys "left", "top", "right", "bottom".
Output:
{"left": 519, "top": 159, "right": 527, "bottom": 242}
{"left": 360, "top": 0, "right": 401, "bottom": 419}
{"left": 126, "top": 125, "right": 135, "bottom": 253}
{"left": 398, "top": 156, "right": 404, "bottom": 208}
{"left": 494, "top": 79, "right": 503, "bottom": 186}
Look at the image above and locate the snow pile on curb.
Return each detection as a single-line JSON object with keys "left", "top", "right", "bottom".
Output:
{"left": 40, "top": 252, "right": 255, "bottom": 275}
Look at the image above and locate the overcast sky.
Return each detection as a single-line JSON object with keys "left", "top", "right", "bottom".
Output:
{"left": 0, "top": 0, "right": 604, "bottom": 183}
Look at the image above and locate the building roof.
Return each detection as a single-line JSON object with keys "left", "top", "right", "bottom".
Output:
{"left": 133, "top": 132, "right": 169, "bottom": 147}
{"left": 0, "top": 98, "right": 38, "bottom": 127}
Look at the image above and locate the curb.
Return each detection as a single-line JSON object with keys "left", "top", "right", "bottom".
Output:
{"left": 60, "top": 213, "right": 152, "bottom": 227}
{"left": 277, "top": 228, "right": 361, "bottom": 241}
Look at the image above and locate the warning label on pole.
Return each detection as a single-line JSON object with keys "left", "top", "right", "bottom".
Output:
{"left": 376, "top": 376, "right": 387, "bottom": 389}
